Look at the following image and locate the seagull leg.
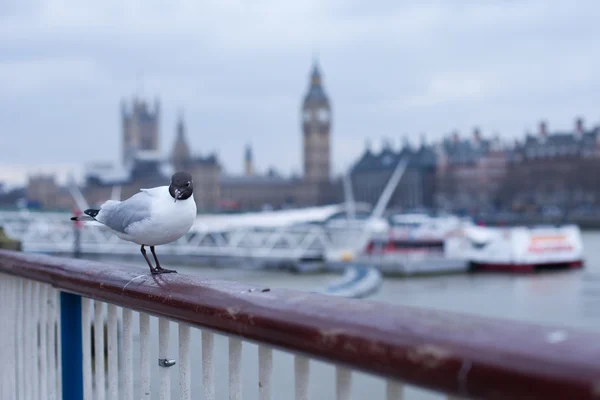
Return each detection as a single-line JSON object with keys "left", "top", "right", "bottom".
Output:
{"left": 151, "top": 246, "right": 177, "bottom": 274}
{"left": 140, "top": 245, "right": 158, "bottom": 274}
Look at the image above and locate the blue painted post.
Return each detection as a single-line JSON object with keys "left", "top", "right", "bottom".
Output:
{"left": 60, "top": 292, "right": 84, "bottom": 400}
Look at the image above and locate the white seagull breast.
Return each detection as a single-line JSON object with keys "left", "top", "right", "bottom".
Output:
{"left": 98, "top": 186, "right": 197, "bottom": 247}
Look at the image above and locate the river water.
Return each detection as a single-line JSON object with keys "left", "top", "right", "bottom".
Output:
{"left": 90, "top": 231, "right": 600, "bottom": 399}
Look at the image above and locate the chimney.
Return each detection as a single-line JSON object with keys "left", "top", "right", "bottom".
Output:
{"left": 575, "top": 117, "right": 584, "bottom": 135}
{"left": 539, "top": 120, "right": 547, "bottom": 137}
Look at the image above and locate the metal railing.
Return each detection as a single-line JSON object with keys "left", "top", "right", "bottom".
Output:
{"left": 1, "top": 249, "right": 599, "bottom": 399}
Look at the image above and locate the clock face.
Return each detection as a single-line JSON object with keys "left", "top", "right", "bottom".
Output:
{"left": 317, "top": 108, "right": 330, "bottom": 122}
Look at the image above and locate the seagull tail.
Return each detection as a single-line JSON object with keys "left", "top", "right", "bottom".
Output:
{"left": 70, "top": 215, "right": 95, "bottom": 222}
{"left": 70, "top": 208, "right": 100, "bottom": 221}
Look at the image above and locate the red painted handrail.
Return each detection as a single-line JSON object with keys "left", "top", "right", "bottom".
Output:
{"left": 1, "top": 249, "right": 599, "bottom": 399}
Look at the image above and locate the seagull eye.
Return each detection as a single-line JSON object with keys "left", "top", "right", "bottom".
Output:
{"left": 185, "top": 182, "right": 190, "bottom": 187}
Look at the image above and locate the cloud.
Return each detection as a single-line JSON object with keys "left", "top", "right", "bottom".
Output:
{"left": 0, "top": 56, "right": 109, "bottom": 96}
{"left": 0, "top": 0, "right": 600, "bottom": 185}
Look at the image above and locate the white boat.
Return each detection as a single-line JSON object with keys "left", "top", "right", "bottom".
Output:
{"left": 460, "top": 224, "right": 584, "bottom": 272}
{"left": 355, "top": 213, "right": 472, "bottom": 276}
{"left": 387, "top": 213, "right": 469, "bottom": 242}
{"left": 354, "top": 213, "right": 584, "bottom": 275}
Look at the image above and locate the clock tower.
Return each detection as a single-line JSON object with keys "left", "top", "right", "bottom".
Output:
{"left": 302, "top": 61, "right": 331, "bottom": 182}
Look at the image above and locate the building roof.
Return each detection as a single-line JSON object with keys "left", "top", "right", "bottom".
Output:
{"left": 514, "top": 127, "right": 599, "bottom": 160}
{"left": 351, "top": 143, "right": 437, "bottom": 173}
{"left": 440, "top": 135, "right": 491, "bottom": 165}
{"left": 219, "top": 174, "right": 300, "bottom": 185}
{"left": 303, "top": 62, "right": 329, "bottom": 108}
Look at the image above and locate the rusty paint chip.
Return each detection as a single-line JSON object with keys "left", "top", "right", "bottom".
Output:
{"left": 406, "top": 344, "right": 452, "bottom": 369}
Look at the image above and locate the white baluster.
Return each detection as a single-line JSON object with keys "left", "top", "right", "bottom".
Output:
{"left": 202, "top": 330, "right": 215, "bottom": 400}
{"left": 107, "top": 304, "right": 119, "bottom": 400}
{"left": 0, "top": 276, "right": 8, "bottom": 400}
{"left": 94, "top": 301, "right": 106, "bottom": 400}
{"left": 258, "top": 345, "right": 272, "bottom": 400}
{"left": 386, "top": 380, "right": 403, "bottom": 400}
{"left": 335, "top": 366, "right": 352, "bottom": 400}
{"left": 294, "top": 355, "right": 309, "bottom": 400}
{"left": 229, "top": 337, "right": 242, "bottom": 400}
{"left": 12, "top": 277, "right": 19, "bottom": 398}
{"left": 3, "top": 276, "right": 10, "bottom": 400}
{"left": 3, "top": 276, "right": 11, "bottom": 399}
{"left": 140, "top": 313, "right": 151, "bottom": 399}
{"left": 81, "top": 298, "right": 92, "bottom": 400}
{"left": 13, "top": 278, "right": 21, "bottom": 398}
{"left": 1, "top": 276, "right": 10, "bottom": 399}
{"left": 31, "top": 282, "right": 41, "bottom": 400}
{"left": 16, "top": 279, "right": 25, "bottom": 400}
{"left": 10, "top": 277, "right": 18, "bottom": 399}
{"left": 55, "top": 290, "right": 62, "bottom": 400}
{"left": 159, "top": 318, "right": 171, "bottom": 400}
{"left": 11, "top": 277, "right": 18, "bottom": 399}
{"left": 24, "top": 281, "right": 33, "bottom": 400}
{"left": 122, "top": 308, "right": 134, "bottom": 400}
{"left": 38, "top": 284, "right": 48, "bottom": 400}
{"left": 46, "top": 287, "right": 57, "bottom": 400}
{"left": 179, "top": 323, "right": 191, "bottom": 400}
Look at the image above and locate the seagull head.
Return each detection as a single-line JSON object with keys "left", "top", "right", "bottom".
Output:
{"left": 169, "top": 171, "right": 194, "bottom": 202}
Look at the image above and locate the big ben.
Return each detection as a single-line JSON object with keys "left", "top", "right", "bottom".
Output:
{"left": 301, "top": 61, "right": 331, "bottom": 182}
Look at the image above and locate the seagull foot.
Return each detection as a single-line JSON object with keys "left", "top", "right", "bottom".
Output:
{"left": 152, "top": 268, "right": 177, "bottom": 275}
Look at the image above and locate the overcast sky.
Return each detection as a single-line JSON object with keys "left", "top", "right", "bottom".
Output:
{"left": 1, "top": 1, "right": 599, "bottom": 186}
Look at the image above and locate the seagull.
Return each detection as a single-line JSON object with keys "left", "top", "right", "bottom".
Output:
{"left": 71, "top": 171, "right": 197, "bottom": 274}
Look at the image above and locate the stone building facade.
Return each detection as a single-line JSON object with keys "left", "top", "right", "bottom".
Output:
{"left": 121, "top": 97, "right": 160, "bottom": 168}
{"left": 302, "top": 62, "right": 331, "bottom": 183}
{"left": 350, "top": 141, "right": 437, "bottom": 211}
{"left": 169, "top": 116, "right": 221, "bottom": 211}
{"left": 497, "top": 119, "right": 600, "bottom": 211}
{"left": 435, "top": 128, "right": 509, "bottom": 211}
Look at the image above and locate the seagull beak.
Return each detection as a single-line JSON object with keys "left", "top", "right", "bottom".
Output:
{"left": 174, "top": 188, "right": 182, "bottom": 202}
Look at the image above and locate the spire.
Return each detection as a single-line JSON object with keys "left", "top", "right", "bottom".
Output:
{"left": 245, "top": 143, "right": 253, "bottom": 162}
{"left": 303, "top": 58, "right": 328, "bottom": 107}
{"left": 310, "top": 59, "right": 321, "bottom": 86}
{"left": 176, "top": 110, "right": 185, "bottom": 138}
{"left": 244, "top": 143, "right": 254, "bottom": 176}
{"left": 171, "top": 112, "right": 191, "bottom": 169}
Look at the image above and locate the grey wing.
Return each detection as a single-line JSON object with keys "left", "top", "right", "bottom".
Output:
{"left": 96, "top": 192, "right": 152, "bottom": 233}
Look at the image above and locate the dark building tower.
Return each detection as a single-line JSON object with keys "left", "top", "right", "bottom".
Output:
{"left": 171, "top": 113, "right": 192, "bottom": 171}
{"left": 302, "top": 61, "right": 332, "bottom": 182}
{"left": 244, "top": 144, "right": 254, "bottom": 176}
{"left": 121, "top": 97, "right": 160, "bottom": 167}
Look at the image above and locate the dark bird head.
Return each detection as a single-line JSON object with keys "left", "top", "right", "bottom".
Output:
{"left": 169, "top": 171, "right": 193, "bottom": 202}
